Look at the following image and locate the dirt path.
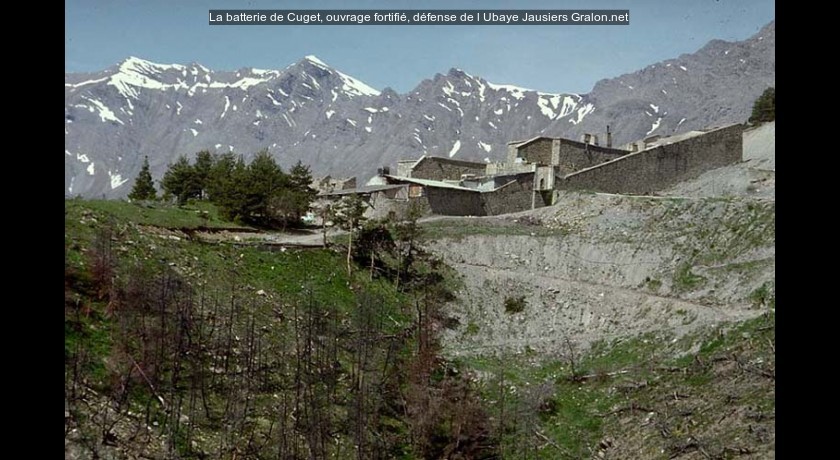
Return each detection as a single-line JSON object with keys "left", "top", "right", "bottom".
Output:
{"left": 195, "top": 227, "right": 347, "bottom": 248}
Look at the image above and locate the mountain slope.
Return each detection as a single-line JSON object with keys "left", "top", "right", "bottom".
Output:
{"left": 65, "top": 21, "right": 774, "bottom": 198}
{"left": 548, "top": 21, "right": 775, "bottom": 143}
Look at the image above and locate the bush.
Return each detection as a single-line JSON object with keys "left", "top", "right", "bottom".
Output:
{"left": 504, "top": 295, "right": 526, "bottom": 314}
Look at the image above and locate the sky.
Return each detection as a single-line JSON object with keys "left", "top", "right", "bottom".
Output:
{"left": 65, "top": 0, "right": 775, "bottom": 95}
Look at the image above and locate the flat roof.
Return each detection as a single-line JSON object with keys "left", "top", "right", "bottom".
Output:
{"left": 319, "top": 184, "right": 405, "bottom": 197}
{"left": 414, "top": 155, "right": 487, "bottom": 168}
{"left": 384, "top": 175, "right": 479, "bottom": 192}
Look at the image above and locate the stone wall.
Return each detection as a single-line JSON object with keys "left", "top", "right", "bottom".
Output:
{"left": 482, "top": 173, "right": 543, "bottom": 216}
{"left": 557, "top": 124, "right": 743, "bottom": 194}
{"left": 510, "top": 137, "right": 627, "bottom": 173}
{"left": 534, "top": 166, "right": 555, "bottom": 191}
{"left": 365, "top": 186, "right": 416, "bottom": 219}
{"left": 426, "top": 186, "right": 484, "bottom": 216}
{"left": 313, "top": 176, "right": 357, "bottom": 193}
{"left": 555, "top": 139, "right": 627, "bottom": 176}
{"left": 486, "top": 162, "right": 536, "bottom": 176}
{"left": 410, "top": 157, "right": 487, "bottom": 181}
{"left": 515, "top": 138, "right": 554, "bottom": 165}
{"left": 377, "top": 172, "right": 549, "bottom": 217}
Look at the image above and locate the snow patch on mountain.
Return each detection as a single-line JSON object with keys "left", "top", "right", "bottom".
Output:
{"left": 221, "top": 96, "right": 230, "bottom": 118}
{"left": 487, "top": 82, "right": 530, "bottom": 100}
{"left": 449, "top": 140, "right": 461, "bottom": 157}
{"left": 647, "top": 117, "right": 663, "bottom": 135}
{"left": 109, "top": 171, "right": 128, "bottom": 189}
{"left": 82, "top": 96, "right": 124, "bottom": 125}
{"left": 569, "top": 103, "right": 594, "bottom": 125}
{"left": 65, "top": 76, "right": 108, "bottom": 89}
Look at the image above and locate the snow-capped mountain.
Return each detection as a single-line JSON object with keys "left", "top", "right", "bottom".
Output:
{"left": 65, "top": 21, "right": 774, "bottom": 198}
{"left": 545, "top": 21, "right": 776, "bottom": 143}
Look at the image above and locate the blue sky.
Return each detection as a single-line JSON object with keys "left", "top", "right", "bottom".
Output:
{"left": 65, "top": 0, "right": 775, "bottom": 94}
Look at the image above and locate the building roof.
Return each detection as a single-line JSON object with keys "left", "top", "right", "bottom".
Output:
{"left": 507, "top": 135, "right": 552, "bottom": 148}
{"left": 384, "top": 174, "right": 528, "bottom": 194}
{"left": 397, "top": 156, "right": 425, "bottom": 169}
{"left": 319, "top": 184, "right": 405, "bottom": 197}
{"left": 635, "top": 123, "right": 741, "bottom": 150}
{"left": 383, "top": 175, "right": 479, "bottom": 192}
{"left": 413, "top": 155, "right": 488, "bottom": 169}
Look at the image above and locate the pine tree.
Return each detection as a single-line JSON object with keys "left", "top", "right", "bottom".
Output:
{"left": 128, "top": 156, "right": 157, "bottom": 201}
{"left": 193, "top": 150, "right": 215, "bottom": 199}
{"left": 245, "top": 150, "right": 287, "bottom": 225}
{"left": 161, "top": 155, "right": 200, "bottom": 205}
{"left": 749, "top": 87, "right": 775, "bottom": 123}
{"left": 282, "top": 160, "right": 318, "bottom": 224}
{"left": 213, "top": 155, "right": 249, "bottom": 222}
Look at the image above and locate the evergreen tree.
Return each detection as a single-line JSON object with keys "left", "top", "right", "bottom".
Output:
{"left": 193, "top": 150, "right": 215, "bottom": 199}
{"left": 749, "top": 87, "right": 775, "bottom": 123}
{"left": 205, "top": 152, "right": 237, "bottom": 204}
{"left": 206, "top": 153, "right": 248, "bottom": 222}
{"left": 157, "top": 148, "right": 320, "bottom": 229}
{"left": 245, "top": 150, "right": 287, "bottom": 225}
{"left": 161, "top": 155, "right": 200, "bottom": 205}
{"left": 272, "top": 160, "right": 317, "bottom": 226}
{"left": 128, "top": 156, "right": 157, "bottom": 201}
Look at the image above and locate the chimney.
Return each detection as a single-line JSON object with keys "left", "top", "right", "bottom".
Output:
{"left": 606, "top": 125, "right": 612, "bottom": 148}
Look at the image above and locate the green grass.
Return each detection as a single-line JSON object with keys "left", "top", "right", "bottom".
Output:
{"left": 672, "top": 261, "right": 706, "bottom": 292}
{"left": 65, "top": 198, "right": 253, "bottom": 231}
{"left": 465, "top": 322, "right": 480, "bottom": 335}
{"left": 454, "top": 311, "right": 775, "bottom": 458}
{"left": 640, "top": 277, "right": 662, "bottom": 292}
{"left": 749, "top": 281, "right": 776, "bottom": 308}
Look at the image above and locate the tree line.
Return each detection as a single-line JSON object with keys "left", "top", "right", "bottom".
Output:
{"left": 129, "top": 150, "right": 317, "bottom": 228}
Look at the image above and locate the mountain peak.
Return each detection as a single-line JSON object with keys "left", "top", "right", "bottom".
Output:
{"left": 119, "top": 56, "right": 186, "bottom": 74}
{"left": 303, "top": 55, "right": 331, "bottom": 69}
{"left": 293, "top": 55, "right": 380, "bottom": 97}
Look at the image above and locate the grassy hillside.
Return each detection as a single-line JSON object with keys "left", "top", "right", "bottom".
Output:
{"left": 65, "top": 198, "right": 774, "bottom": 459}
{"left": 65, "top": 200, "right": 493, "bottom": 459}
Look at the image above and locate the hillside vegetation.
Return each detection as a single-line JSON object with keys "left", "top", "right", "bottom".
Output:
{"left": 65, "top": 199, "right": 494, "bottom": 459}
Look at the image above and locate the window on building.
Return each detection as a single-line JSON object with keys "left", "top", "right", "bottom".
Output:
{"left": 409, "top": 185, "right": 425, "bottom": 198}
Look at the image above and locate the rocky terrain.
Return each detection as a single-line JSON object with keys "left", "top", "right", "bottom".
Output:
{"left": 410, "top": 122, "right": 775, "bottom": 458}
{"left": 422, "top": 122, "right": 775, "bottom": 357}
